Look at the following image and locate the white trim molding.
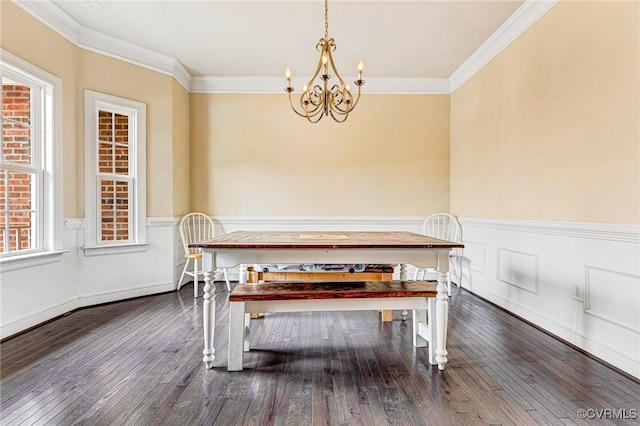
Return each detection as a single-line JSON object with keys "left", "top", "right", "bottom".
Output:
{"left": 13, "top": 0, "right": 558, "bottom": 95}
{"left": 460, "top": 217, "right": 640, "bottom": 244}
{"left": 449, "top": 0, "right": 559, "bottom": 91}
{"left": 190, "top": 76, "right": 450, "bottom": 95}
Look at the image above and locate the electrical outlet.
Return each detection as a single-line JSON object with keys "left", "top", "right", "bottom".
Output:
{"left": 572, "top": 285, "right": 584, "bottom": 302}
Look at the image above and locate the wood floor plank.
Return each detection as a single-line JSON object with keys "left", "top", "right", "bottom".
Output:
{"left": 2, "top": 285, "right": 639, "bottom": 425}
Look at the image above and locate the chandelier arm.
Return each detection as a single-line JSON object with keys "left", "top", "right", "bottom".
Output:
{"left": 324, "top": 44, "right": 349, "bottom": 89}
{"left": 329, "top": 108, "right": 349, "bottom": 123}
{"left": 288, "top": 91, "right": 323, "bottom": 119}
{"left": 301, "top": 90, "right": 325, "bottom": 119}
{"left": 306, "top": 38, "right": 328, "bottom": 90}
{"left": 331, "top": 83, "right": 361, "bottom": 115}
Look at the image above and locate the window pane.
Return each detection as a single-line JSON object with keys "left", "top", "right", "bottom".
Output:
{"left": 2, "top": 83, "right": 31, "bottom": 125}
{"left": 8, "top": 211, "right": 33, "bottom": 252}
{"left": 98, "top": 142, "right": 113, "bottom": 174}
{"left": 114, "top": 113, "right": 128, "bottom": 145}
{"left": 98, "top": 110, "right": 113, "bottom": 142}
{"left": 0, "top": 170, "right": 5, "bottom": 253}
{"left": 2, "top": 121, "right": 31, "bottom": 165}
{"left": 8, "top": 171, "right": 33, "bottom": 211}
{"left": 100, "top": 179, "right": 114, "bottom": 241}
{"left": 115, "top": 145, "right": 129, "bottom": 175}
{"left": 2, "top": 82, "right": 32, "bottom": 166}
{"left": 115, "top": 180, "right": 129, "bottom": 241}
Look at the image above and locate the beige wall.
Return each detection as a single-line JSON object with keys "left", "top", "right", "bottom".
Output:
{"left": 190, "top": 93, "right": 450, "bottom": 216}
{"left": 1, "top": 2, "right": 180, "bottom": 218}
{"left": 1, "top": 1, "right": 78, "bottom": 217}
{"left": 76, "top": 51, "right": 176, "bottom": 217}
{"left": 172, "top": 79, "right": 191, "bottom": 216}
{"left": 450, "top": 0, "right": 639, "bottom": 224}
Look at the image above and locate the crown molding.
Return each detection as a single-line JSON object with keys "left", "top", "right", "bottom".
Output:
{"left": 13, "top": 0, "right": 558, "bottom": 95}
{"left": 11, "top": 0, "right": 191, "bottom": 91}
{"left": 190, "top": 76, "right": 450, "bottom": 95}
{"left": 11, "top": 0, "right": 82, "bottom": 45}
{"left": 449, "top": 0, "right": 559, "bottom": 92}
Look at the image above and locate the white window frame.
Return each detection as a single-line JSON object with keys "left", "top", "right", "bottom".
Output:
{"left": 0, "top": 50, "right": 64, "bottom": 272}
{"left": 83, "top": 90, "right": 147, "bottom": 256}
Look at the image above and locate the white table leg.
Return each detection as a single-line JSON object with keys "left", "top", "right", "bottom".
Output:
{"left": 427, "top": 298, "right": 436, "bottom": 365}
{"left": 400, "top": 264, "right": 409, "bottom": 320}
{"left": 228, "top": 302, "right": 245, "bottom": 371}
{"left": 435, "top": 251, "right": 449, "bottom": 370}
{"left": 202, "top": 251, "right": 216, "bottom": 369}
{"left": 400, "top": 263, "right": 408, "bottom": 280}
{"left": 239, "top": 264, "right": 248, "bottom": 284}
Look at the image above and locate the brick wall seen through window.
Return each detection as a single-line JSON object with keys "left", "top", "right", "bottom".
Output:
{"left": 98, "top": 110, "right": 129, "bottom": 241}
{"left": 1, "top": 84, "right": 33, "bottom": 253}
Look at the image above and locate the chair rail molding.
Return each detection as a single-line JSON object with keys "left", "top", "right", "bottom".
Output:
{"left": 459, "top": 217, "right": 640, "bottom": 243}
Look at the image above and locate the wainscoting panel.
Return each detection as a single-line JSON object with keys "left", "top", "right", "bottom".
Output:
{"left": 496, "top": 247, "right": 539, "bottom": 294}
{"left": 460, "top": 217, "right": 640, "bottom": 379}
{"left": 464, "top": 240, "right": 486, "bottom": 274}
{"left": 584, "top": 265, "right": 640, "bottom": 333}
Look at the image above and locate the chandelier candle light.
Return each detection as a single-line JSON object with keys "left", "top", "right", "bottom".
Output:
{"left": 285, "top": 0, "right": 365, "bottom": 123}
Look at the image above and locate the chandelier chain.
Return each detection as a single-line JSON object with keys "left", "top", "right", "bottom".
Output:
{"left": 324, "top": 0, "right": 329, "bottom": 40}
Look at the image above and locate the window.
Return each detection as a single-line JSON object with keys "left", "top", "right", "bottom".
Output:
{"left": 0, "top": 50, "right": 62, "bottom": 265}
{"left": 84, "top": 90, "right": 146, "bottom": 255}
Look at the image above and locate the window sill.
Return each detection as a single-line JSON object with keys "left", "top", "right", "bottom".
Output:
{"left": 82, "top": 242, "right": 149, "bottom": 257}
{"left": 0, "top": 249, "right": 69, "bottom": 272}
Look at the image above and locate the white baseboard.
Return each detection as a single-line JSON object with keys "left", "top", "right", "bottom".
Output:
{"left": 0, "top": 298, "right": 79, "bottom": 339}
{"left": 1, "top": 281, "right": 177, "bottom": 340}
{"left": 76, "top": 282, "right": 176, "bottom": 308}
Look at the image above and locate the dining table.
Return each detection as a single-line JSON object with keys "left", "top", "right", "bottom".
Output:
{"left": 190, "top": 230, "right": 463, "bottom": 371}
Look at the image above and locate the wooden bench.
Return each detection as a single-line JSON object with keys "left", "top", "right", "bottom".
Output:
{"left": 246, "top": 265, "right": 396, "bottom": 321}
{"left": 227, "top": 280, "right": 438, "bottom": 371}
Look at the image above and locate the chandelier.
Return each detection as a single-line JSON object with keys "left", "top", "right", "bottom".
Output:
{"left": 284, "top": 0, "right": 364, "bottom": 123}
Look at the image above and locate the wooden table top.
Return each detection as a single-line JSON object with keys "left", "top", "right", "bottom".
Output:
{"left": 190, "top": 230, "right": 463, "bottom": 250}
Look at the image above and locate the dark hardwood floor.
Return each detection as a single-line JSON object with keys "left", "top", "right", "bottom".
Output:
{"left": 1, "top": 283, "right": 638, "bottom": 425}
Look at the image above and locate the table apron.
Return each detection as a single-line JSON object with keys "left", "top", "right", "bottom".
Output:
{"left": 210, "top": 248, "right": 441, "bottom": 268}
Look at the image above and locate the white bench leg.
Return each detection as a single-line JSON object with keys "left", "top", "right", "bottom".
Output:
{"left": 412, "top": 308, "right": 427, "bottom": 348}
{"left": 229, "top": 302, "right": 246, "bottom": 371}
{"left": 244, "top": 313, "right": 251, "bottom": 352}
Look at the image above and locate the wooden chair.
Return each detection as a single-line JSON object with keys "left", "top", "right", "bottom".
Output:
{"left": 414, "top": 213, "right": 463, "bottom": 296}
{"left": 178, "top": 212, "right": 231, "bottom": 297}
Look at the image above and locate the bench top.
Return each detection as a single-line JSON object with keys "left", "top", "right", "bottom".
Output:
{"left": 229, "top": 280, "right": 437, "bottom": 302}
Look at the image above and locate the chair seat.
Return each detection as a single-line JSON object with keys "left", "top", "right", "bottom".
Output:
{"left": 185, "top": 253, "right": 202, "bottom": 259}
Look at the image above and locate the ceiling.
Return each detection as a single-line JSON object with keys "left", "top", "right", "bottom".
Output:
{"left": 48, "top": 0, "right": 524, "bottom": 81}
